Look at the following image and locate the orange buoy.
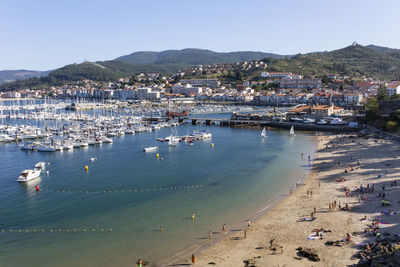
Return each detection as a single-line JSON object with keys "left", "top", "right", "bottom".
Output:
{"left": 35, "top": 185, "right": 40, "bottom": 191}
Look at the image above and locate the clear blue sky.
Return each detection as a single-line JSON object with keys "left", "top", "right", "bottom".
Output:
{"left": 1, "top": 0, "right": 399, "bottom": 70}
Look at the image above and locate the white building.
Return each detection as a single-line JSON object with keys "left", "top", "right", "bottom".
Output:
{"left": 136, "top": 87, "right": 161, "bottom": 100}
{"left": 171, "top": 83, "right": 203, "bottom": 96}
{"left": 386, "top": 82, "right": 400, "bottom": 96}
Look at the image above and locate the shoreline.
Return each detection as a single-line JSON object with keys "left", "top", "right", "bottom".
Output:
{"left": 170, "top": 131, "right": 400, "bottom": 266}
{"left": 159, "top": 136, "right": 319, "bottom": 266}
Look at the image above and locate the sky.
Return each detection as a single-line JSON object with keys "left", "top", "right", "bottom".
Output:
{"left": 1, "top": 0, "right": 400, "bottom": 71}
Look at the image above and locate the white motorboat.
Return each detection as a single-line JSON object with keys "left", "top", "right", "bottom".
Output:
{"left": 0, "top": 134, "right": 13, "bottom": 142}
{"left": 317, "top": 119, "right": 328, "bottom": 125}
{"left": 261, "top": 127, "right": 267, "bottom": 138}
{"left": 63, "top": 143, "right": 74, "bottom": 150}
{"left": 35, "top": 162, "right": 46, "bottom": 170}
{"left": 143, "top": 146, "right": 159, "bottom": 152}
{"left": 289, "top": 126, "right": 295, "bottom": 136}
{"left": 101, "top": 137, "right": 113, "bottom": 143}
{"left": 17, "top": 169, "right": 41, "bottom": 182}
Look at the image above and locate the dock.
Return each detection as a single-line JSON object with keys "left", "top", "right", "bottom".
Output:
{"left": 143, "top": 116, "right": 363, "bottom": 132}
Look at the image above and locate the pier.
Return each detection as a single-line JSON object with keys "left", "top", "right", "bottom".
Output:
{"left": 143, "top": 117, "right": 363, "bottom": 132}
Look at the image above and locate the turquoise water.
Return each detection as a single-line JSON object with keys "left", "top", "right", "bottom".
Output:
{"left": 0, "top": 125, "right": 317, "bottom": 266}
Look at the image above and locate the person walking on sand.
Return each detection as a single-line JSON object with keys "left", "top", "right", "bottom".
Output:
{"left": 209, "top": 230, "right": 213, "bottom": 239}
{"left": 222, "top": 224, "right": 226, "bottom": 233}
{"left": 191, "top": 254, "right": 196, "bottom": 264}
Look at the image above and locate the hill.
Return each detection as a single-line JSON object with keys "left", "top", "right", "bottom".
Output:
{"left": 366, "top": 44, "right": 400, "bottom": 59}
{"left": 0, "top": 70, "right": 50, "bottom": 84}
{"left": 115, "top": 48, "right": 286, "bottom": 66}
{"left": 264, "top": 44, "right": 400, "bottom": 80}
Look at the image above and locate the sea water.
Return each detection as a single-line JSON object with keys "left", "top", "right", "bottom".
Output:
{"left": 0, "top": 124, "right": 317, "bottom": 266}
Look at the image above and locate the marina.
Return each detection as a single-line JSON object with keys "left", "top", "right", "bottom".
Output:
{"left": 0, "top": 102, "right": 317, "bottom": 266}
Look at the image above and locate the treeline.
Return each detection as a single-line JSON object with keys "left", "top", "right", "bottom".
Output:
{"left": 263, "top": 45, "right": 400, "bottom": 80}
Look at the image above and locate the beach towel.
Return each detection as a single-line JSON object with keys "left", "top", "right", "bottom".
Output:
{"left": 307, "top": 234, "right": 322, "bottom": 240}
{"left": 299, "top": 217, "right": 314, "bottom": 222}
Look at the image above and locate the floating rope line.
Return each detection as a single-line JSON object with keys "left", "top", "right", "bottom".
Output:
{"left": 39, "top": 184, "right": 204, "bottom": 194}
{"left": 1, "top": 228, "right": 113, "bottom": 233}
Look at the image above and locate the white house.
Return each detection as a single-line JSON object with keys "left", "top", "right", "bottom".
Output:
{"left": 386, "top": 82, "right": 400, "bottom": 96}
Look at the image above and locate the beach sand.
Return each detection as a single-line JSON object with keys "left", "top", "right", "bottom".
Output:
{"left": 170, "top": 132, "right": 400, "bottom": 266}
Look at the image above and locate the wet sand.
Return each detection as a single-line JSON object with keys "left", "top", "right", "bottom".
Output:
{"left": 172, "top": 133, "right": 400, "bottom": 266}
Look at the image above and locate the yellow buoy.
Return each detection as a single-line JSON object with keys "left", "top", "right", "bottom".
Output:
{"left": 156, "top": 153, "right": 160, "bottom": 160}
{"left": 85, "top": 165, "right": 89, "bottom": 172}
{"left": 211, "top": 143, "right": 214, "bottom": 147}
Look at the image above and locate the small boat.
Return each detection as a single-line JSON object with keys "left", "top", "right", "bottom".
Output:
{"left": 20, "top": 142, "right": 38, "bottom": 150}
{"left": 17, "top": 169, "right": 41, "bottom": 182}
{"left": 143, "top": 146, "right": 159, "bottom": 152}
{"left": 261, "top": 127, "right": 267, "bottom": 138}
{"left": 330, "top": 118, "right": 347, "bottom": 125}
{"left": 89, "top": 157, "right": 98, "bottom": 162}
{"left": 302, "top": 118, "right": 315, "bottom": 124}
{"left": 289, "top": 126, "right": 295, "bottom": 136}
{"left": 35, "top": 162, "right": 46, "bottom": 170}
{"left": 168, "top": 136, "right": 176, "bottom": 147}
{"left": 37, "top": 144, "right": 56, "bottom": 152}
{"left": 317, "top": 119, "right": 328, "bottom": 125}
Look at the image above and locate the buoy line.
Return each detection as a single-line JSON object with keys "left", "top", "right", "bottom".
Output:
{"left": 1, "top": 228, "right": 113, "bottom": 233}
{"left": 38, "top": 184, "right": 204, "bottom": 194}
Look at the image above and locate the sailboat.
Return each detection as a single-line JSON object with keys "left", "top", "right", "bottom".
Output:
{"left": 261, "top": 127, "right": 267, "bottom": 138}
{"left": 289, "top": 126, "right": 295, "bottom": 136}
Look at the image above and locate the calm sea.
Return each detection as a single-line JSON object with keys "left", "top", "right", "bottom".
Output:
{"left": 0, "top": 123, "right": 317, "bottom": 266}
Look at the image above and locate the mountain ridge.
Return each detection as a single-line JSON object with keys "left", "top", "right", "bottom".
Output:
{"left": 1, "top": 44, "right": 400, "bottom": 91}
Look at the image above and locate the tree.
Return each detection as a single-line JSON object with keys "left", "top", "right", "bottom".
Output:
{"left": 234, "top": 69, "right": 244, "bottom": 82}
{"left": 364, "top": 97, "right": 379, "bottom": 122}
{"left": 377, "top": 84, "right": 388, "bottom": 101}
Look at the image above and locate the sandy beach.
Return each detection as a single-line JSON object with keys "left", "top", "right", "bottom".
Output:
{"left": 170, "top": 132, "right": 400, "bottom": 266}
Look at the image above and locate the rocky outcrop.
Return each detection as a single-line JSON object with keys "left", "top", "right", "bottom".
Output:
{"left": 354, "top": 238, "right": 400, "bottom": 266}
{"left": 296, "top": 247, "right": 321, "bottom": 262}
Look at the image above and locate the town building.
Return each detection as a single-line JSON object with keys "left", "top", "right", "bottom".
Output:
{"left": 171, "top": 83, "right": 202, "bottom": 96}
{"left": 179, "top": 78, "right": 220, "bottom": 88}
{"left": 386, "top": 82, "right": 400, "bottom": 96}
{"left": 279, "top": 78, "right": 322, "bottom": 90}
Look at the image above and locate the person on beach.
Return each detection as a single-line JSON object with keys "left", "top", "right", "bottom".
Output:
{"left": 137, "top": 259, "right": 143, "bottom": 267}
{"left": 310, "top": 190, "right": 312, "bottom": 197}
{"left": 209, "top": 231, "right": 213, "bottom": 239}
{"left": 313, "top": 207, "right": 317, "bottom": 214}
{"left": 192, "top": 212, "right": 195, "bottom": 220}
{"left": 160, "top": 226, "right": 163, "bottom": 232}
{"left": 247, "top": 220, "right": 251, "bottom": 227}
{"left": 222, "top": 224, "right": 226, "bottom": 233}
{"left": 270, "top": 238, "right": 276, "bottom": 249}
{"left": 191, "top": 254, "right": 196, "bottom": 264}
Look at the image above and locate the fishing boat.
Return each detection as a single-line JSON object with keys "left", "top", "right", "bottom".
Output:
{"left": 261, "top": 127, "right": 267, "bottom": 138}
{"left": 143, "top": 146, "right": 159, "bottom": 152}
{"left": 17, "top": 169, "right": 41, "bottom": 182}
{"left": 289, "top": 126, "right": 295, "bottom": 136}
